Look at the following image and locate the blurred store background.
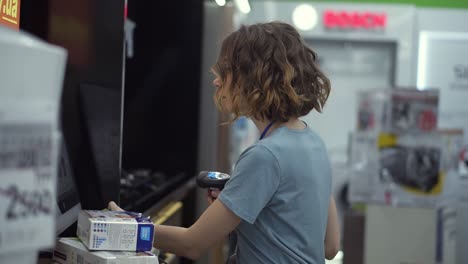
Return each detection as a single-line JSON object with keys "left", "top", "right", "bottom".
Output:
{"left": 0, "top": 0, "right": 467, "bottom": 263}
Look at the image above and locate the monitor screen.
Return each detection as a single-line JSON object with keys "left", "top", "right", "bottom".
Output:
{"left": 20, "top": 0, "right": 125, "bottom": 234}
{"left": 55, "top": 142, "right": 81, "bottom": 235}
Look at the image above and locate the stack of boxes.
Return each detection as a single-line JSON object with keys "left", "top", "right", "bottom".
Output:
{"left": 347, "top": 88, "right": 465, "bottom": 264}
{"left": 53, "top": 210, "right": 157, "bottom": 264}
{"left": 348, "top": 88, "right": 463, "bottom": 207}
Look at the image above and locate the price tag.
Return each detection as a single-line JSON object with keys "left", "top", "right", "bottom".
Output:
{"left": 0, "top": 122, "right": 59, "bottom": 253}
{"left": 0, "top": 0, "right": 20, "bottom": 30}
{"left": 0, "top": 170, "right": 52, "bottom": 221}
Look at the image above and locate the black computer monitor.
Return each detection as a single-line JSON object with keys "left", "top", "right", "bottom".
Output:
{"left": 20, "top": 0, "right": 125, "bottom": 235}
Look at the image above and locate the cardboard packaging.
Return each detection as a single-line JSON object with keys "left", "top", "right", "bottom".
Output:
{"left": 365, "top": 204, "right": 459, "bottom": 264}
{"left": 357, "top": 89, "right": 439, "bottom": 134}
{"left": 0, "top": 26, "right": 66, "bottom": 257}
{"left": 53, "top": 238, "right": 158, "bottom": 264}
{"left": 77, "top": 210, "right": 154, "bottom": 251}
{"left": 348, "top": 130, "right": 463, "bottom": 207}
{"left": 0, "top": 251, "right": 38, "bottom": 264}
{"left": 349, "top": 88, "right": 466, "bottom": 208}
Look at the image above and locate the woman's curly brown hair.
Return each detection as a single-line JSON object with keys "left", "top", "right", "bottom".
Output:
{"left": 213, "top": 21, "right": 331, "bottom": 122}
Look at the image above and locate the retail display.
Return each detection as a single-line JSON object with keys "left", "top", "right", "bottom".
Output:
{"left": 349, "top": 129, "right": 463, "bottom": 207}
{"left": 77, "top": 210, "right": 154, "bottom": 251}
{"left": 349, "top": 89, "right": 463, "bottom": 207}
{"left": 378, "top": 134, "right": 442, "bottom": 194}
{"left": 357, "top": 89, "right": 439, "bottom": 134}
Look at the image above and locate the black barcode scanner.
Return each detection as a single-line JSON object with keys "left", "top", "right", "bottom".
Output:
{"left": 196, "top": 171, "right": 231, "bottom": 190}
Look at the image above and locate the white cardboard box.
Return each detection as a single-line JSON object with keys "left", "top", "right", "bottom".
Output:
{"left": 365, "top": 204, "right": 461, "bottom": 264}
{"left": 0, "top": 251, "right": 38, "bottom": 264}
{"left": 348, "top": 131, "right": 462, "bottom": 208}
{"left": 0, "top": 26, "right": 66, "bottom": 255}
{"left": 77, "top": 210, "right": 154, "bottom": 251}
{"left": 53, "top": 238, "right": 158, "bottom": 264}
{"left": 0, "top": 126, "right": 62, "bottom": 254}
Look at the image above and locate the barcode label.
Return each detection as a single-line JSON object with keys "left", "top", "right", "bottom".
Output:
{"left": 0, "top": 124, "right": 52, "bottom": 170}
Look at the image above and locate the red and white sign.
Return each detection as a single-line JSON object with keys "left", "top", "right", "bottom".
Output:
{"left": 323, "top": 10, "right": 387, "bottom": 30}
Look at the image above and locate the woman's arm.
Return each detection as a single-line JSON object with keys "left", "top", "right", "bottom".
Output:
{"left": 109, "top": 200, "right": 239, "bottom": 260}
{"left": 154, "top": 199, "right": 240, "bottom": 259}
{"left": 324, "top": 196, "right": 340, "bottom": 260}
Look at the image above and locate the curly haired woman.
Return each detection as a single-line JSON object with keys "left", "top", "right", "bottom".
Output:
{"left": 110, "top": 21, "right": 340, "bottom": 264}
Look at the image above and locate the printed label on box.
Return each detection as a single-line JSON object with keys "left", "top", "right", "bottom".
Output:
{"left": 54, "top": 237, "right": 158, "bottom": 264}
{"left": 0, "top": 123, "right": 59, "bottom": 253}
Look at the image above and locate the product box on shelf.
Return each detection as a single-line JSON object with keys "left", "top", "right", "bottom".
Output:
{"left": 348, "top": 130, "right": 462, "bottom": 207}
{"left": 376, "top": 132, "right": 446, "bottom": 206}
{"left": 0, "top": 115, "right": 62, "bottom": 254}
{"left": 347, "top": 131, "right": 380, "bottom": 204}
{"left": 53, "top": 238, "right": 158, "bottom": 264}
{"left": 357, "top": 89, "right": 439, "bottom": 134}
{"left": 77, "top": 210, "right": 154, "bottom": 251}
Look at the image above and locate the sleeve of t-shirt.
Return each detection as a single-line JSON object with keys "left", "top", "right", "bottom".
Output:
{"left": 218, "top": 144, "right": 281, "bottom": 224}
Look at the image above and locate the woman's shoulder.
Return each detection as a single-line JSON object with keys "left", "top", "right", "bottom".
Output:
{"left": 238, "top": 143, "right": 279, "bottom": 164}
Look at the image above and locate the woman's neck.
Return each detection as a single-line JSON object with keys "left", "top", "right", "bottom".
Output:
{"left": 251, "top": 118, "right": 305, "bottom": 138}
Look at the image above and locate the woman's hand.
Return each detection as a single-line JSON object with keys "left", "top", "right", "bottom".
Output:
{"left": 108, "top": 201, "right": 124, "bottom": 211}
{"left": 206, "top": 189, "right": 220, "bottom": 205}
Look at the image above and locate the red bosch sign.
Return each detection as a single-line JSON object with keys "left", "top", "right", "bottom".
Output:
{"left": 323, "top": 10, "right": 387, "bottom": 29}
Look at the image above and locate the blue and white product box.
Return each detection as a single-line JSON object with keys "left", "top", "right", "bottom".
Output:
{"left": 77, "top": 210, "right": 154, "bottom": 251}
{"left": 53, "top": 238, "right": 158, "bottom": 264}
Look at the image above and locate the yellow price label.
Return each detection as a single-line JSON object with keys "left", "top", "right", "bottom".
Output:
{"left": 0, "top": 0, "right": 20, "bottom": 30}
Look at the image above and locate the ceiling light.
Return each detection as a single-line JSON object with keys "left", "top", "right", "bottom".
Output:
{"left": 292, "top": 4, "right": 318, "bottom": 31}
{"left": 215, "top": 0, "right": 226, "bottom": 7}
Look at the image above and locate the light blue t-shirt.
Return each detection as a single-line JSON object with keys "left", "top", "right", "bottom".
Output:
{"left": 218, "top": 124, "right": 332, "bottom": 264}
